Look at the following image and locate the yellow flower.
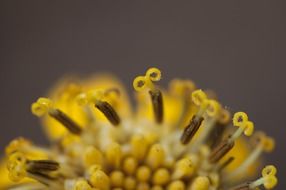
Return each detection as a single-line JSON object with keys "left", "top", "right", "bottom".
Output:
{"left": 1, "top": 68, "right": 278, "bottom": 190}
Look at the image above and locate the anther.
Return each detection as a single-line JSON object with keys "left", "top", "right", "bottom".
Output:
{"left": 49, "top": 109, "right": 82, "bottom": 134}
{"left": 26, "top": 160, "right": 60, "bottom": 173}
{"left": 133, "top": 67, "right": 164, "bottom": 124}
{"left": 95, "top": 100, "right": 121, "bottom": 126}
{"left": 149, "top": 89, "right": 163, "bottom": 123}
{"left": 209, "top": 137, "right": 234, "bottom": 163}
{"left": 180, "top": 115, "right": 204, "bottom": 144}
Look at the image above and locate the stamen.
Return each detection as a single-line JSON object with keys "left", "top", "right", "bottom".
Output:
{"left": 227, "top": 132, "right": 275, "bottom": 179}
{"left": 133, "top": 67, "right": 164, "bottom": 124}
{"left": 7, "top": 152, "right": 61, "bottom": 188}
{"left": 77, "top": 90, "right": 121, "bottom": 126}
{"left": 180, "top": 90, "right": 210, "bottom": 145}
{"left": 210, "top": 112, "right": 254, "bottom": 163}
{"left": 191, "top": 99, "right": 222, "bottom": 151}
{"left": 180, "top": 115, "right": 204, "bottom": 144}
{"left": 230, "top": 165, "right": 278, "bottom": 190}
{"left": 31, "top": 98, "right": 82, "bottom": 134}
{"left": 209, "top": 137, "right": 234, "bottom": 163}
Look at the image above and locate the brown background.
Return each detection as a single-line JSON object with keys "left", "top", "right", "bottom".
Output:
{"left": 0, "top": 1, "right": 285, "bottom": 189}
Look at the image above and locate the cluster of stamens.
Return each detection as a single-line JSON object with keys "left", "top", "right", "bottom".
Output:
{"left": 3, "top": 68, "right": 278, "bottom": 190}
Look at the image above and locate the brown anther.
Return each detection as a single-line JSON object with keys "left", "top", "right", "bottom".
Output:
{"left": 95, "top": 101, "right": 121, "bottom": 126}
{"left": 180, "top": 115, "right": 204, "bottom": 145}
{"left": 149, "top": 89, "right": 164, "bottom": 124}
{"left": 49, "top": 109, "right": 82, "bottom": 134}
{"left": 27, "top": 160, "right": 60, "bottom": 172}
{"left": 209, "top": 138, "right": 234, "bottom": 163}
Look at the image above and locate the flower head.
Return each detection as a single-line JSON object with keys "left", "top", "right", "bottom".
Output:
{"left": 1, "top": 68, "right": 278, "bottom": 189}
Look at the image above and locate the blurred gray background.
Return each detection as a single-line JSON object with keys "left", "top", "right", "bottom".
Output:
{"left": 0, "top": 0, "right": 285, "bottom": 189}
